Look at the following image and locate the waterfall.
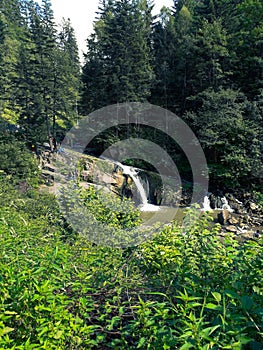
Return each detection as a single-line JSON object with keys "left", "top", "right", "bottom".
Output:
{"left": 116, "top": 163, "right": 159, "bottom": 212}
{"left": 121, "top": 165, "right": 148, "bottom": 205}
{"left": 202, "top": 195, "right": 212, "bottom": 211}
{"left": 221, "top": 196, "right": 234, "bottom": 212}
{"left": 202, "top": 194, "right": 233, "bottom": 212}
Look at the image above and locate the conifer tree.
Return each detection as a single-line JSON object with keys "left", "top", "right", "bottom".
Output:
{"left": 81, "top": 0, "right": 153, "bottom": 114}
{"left": 0, "top": 0, "right": 22, "bottom": 119}
{"left": 17, "top": 1, "right": 80, "bottom": 146}
{"left": 54, "top": 18, "right": 80, "bottom": 137}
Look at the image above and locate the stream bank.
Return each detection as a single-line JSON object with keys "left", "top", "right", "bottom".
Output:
{"left": 39, "top": 148, "right": 263, "bottom": 240}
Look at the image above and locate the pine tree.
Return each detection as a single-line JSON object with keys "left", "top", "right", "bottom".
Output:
{"left": 151, "top": 1, "right": 196, "bottom": 113}
{"left": 20, "top": 0, "right": 56, "bottom": 145}
{"left": 0, "top": 0, "right": 22, "bottom": 119}
{"left": 81, "top": 0, "right": 153, "bottom": 114}
{"left": 191, "top": 18, "right": 230, "bottom": 93}
{"left": 185, "top": 88, "right": 255, "bottom": 187}
{"left": 150, "top": 7, "right": 176, "bottom": 109}
{"left": 233, "top": 0, "right": 263, "bottom": 97}
{"left": 55, "top": 18, "right": 80, "bottom": 136}
{"left": 13, "top": 1, "right": 80, "bottom": 146}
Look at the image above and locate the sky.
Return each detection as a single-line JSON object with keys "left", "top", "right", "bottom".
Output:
{"left": 47, "top": 0, "right": 174, "bottom": 60}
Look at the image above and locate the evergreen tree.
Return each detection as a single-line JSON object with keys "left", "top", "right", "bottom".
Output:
{"left": 185, "top": 88, "right": 256, "bottom": 187}
{"left": 55, "top": 18, "right": 80, "bottom": 137}
{"left": 233, "top": 0, "right": 263, "bottom": 97}
{"left": 0, "top": 0, "right": 22, "bottom": 119}
{"left": 190, "top": 18, "right": 230, "bottom": 93}
{"left": 81, "top": 0, "right": 153, "bottom": 114}
{"left": 150, "top": 7, "right": 176, "bottom": 110}
{"left": 35, "top": 0, "right": 57, "bottom": 147}
{"left": 16, "top": 1, "right": 80, "bottom": 146}
{"left": 169, "top": 2, "right": 196, "bottom": 112}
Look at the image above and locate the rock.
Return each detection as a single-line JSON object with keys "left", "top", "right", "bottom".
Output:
{"left": 218, "top": 230, "right": 229, "bottom": 237}
{"left": 253, "top": 230, "right": 260, "bottom": 238}
{"left": 218, "top": 209, "right": 230, "bottom": 225}
{"left": 228, "top": 216, "right": 239, "bottom": 225}
{"left": 101, "top": 173, "right": 116, "bottom": 185}
{"left": 209, "top": 194, "right": 217, "bottom": 209}
{"left": 228, "top": 201, "right": 243, "bottom": 214}
{"left": 81, "top": 170, "right": 90, "bottom": 181}
{"left": 226, "top": 225, "right": 238, "bottom": 233}
{"left": 114, "top": 173, "right": 125, "bottom": 188}
{"left": 240, "top": 230, "right": 254, "bottom": 239}
{"left": 249, "top": 202, "right": 257, "bottom": 211}
{"left": 121, "top": 185, "right": 133, "bottom": 199}
{"left": 240, "top": 214, "right": 252, "bottom": 224}
{"left": 209, "top": 195, "right": 224, "bottom": 209}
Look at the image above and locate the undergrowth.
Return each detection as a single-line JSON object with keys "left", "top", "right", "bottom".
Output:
{"left": 0, "top": 177, "right": 262, "bottom": 349}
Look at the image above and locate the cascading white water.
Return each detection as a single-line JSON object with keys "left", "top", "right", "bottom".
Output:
{"left": 202, "top": 195, "right": 234, "bottom": 212}
{"left": 202, "top": 195, "right": 212, "bottom": 211}
{"left": 221, "top": 196, "right": 234, "bottom": 212}
{"left": 121, "top": 165, "right": 148, "bottom": 205}
{"left": 116, "top": 163, "right": 159, "bottom": 212}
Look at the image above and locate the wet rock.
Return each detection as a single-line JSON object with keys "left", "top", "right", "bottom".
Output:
{"left": 226, "top": 225, "right": 238, "bottom": 233}
{"left": 209, "top": 194, "right": 217, "bottom": 209}
{"left": 253, "top": 230, "right": 260, "bottom": 238}
{"left": 218, "top": 209, "right": 229, "bottom": 225}
{"left": 114, "top": 173, "right": 125, "bottom": 188}
{"left": 228, "top": 216, "right": 239, "bottom": 225}
{"left": 229, "top": 202, "right": 243, "bottom": 214}
{"left": 209, "top": 194, "right": 223, "bottom": 209}
{"left": 239, "top": 214, "right": 252, "bottom": 225}
{"left": 249, "top": 202, "right": 257, "bottom": 211}
{"left": 240, "top": 230, "right": 254, "bottom": 239}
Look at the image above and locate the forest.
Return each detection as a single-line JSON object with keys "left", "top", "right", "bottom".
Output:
{"left": 0, "top": 0, "right": 263, "bottom": 348}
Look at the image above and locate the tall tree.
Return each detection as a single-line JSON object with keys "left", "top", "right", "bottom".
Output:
{"left": 233, "top": 0, "right": 263, "bottom": 97}
{"left": 185, "top": 88, "right": 257, "bottom": 187}
{"left": 190, "top": 18, "right": 230, "bottom": 93}
{"left": 151, "top": 1, "right": 197, "bottom": 113}
{"left": 81, "top": 0, "right": 153, "bottom": 114}
{"left": 16, "top": 1, "right": 80, "bottom": 146}
{"left": 150, "top": 7, "right": 176, "bottom": 110}
{"left": 0, "top": 0, "right": 22, "bottom": 119}
{"left": 55, "top": 18, "right": 80, "bottom": 137}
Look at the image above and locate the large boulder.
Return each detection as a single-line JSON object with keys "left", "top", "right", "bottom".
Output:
{"left": 218, "top": 209, "right": 230, "bottom": 225}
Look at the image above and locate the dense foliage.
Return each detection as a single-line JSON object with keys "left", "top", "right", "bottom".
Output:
{"left": 0, "top": 0, "right": 262, "bottom": 187}
{"left": 0, "top": 173, "right": 262, "bottom": 349}
{"left": 81, "top": 0, "right": 263, "bottom": 189}
{"left": 0, "top": 131, "right": 39, "bottom": 184}
{"left": 0, "top": 0, "right": 80, "bottom": 146}
{"left": 0, "top": 1, "right": 263, "bottom": 348}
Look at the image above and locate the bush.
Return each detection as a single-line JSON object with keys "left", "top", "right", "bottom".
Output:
{"left": 0, "top": 185, "right": 262, "bottom": 349}
{"left": 0, "top": 133, "right": 39, "bottom": 185}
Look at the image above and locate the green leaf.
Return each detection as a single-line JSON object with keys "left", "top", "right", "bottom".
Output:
{"left": 180, "top": 343, "right": 194, "bottom": 350}
{"left": 205, "top": 303, "right": 221, "bottom": 310}
{"left": 137, "top": 337, "right": 146, "bottom": 348}
{"left": 0, "top": 327, "right": 14, "bottom": 336}
{"left": 54, "top": 330, "right": 63, "bottom": 339}
{"left": 4, "top": 311, "right": 17, "bottom": 315}
{"left": 224, "top": 289, "right": 239, "bottom": 299}
{"left": 201, "top": 325, "right": 220, "bottom": 337}
{"left": 212, "top": 292, "right": 221, "bottom": 303}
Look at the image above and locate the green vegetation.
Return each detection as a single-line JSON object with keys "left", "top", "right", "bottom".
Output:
{"left": 0, "top": 173, "right": 262, "bottom": 349}
{"left": 0, "top": 0, "right": 263, "bottom": 348}
{"left": 0, "top": 0, "right": 80, "bottom": 146}
{"left": 0, "top": 132, "right": 39, "bottom": 185}
{"left": 81, "top": 0, "right": 263, "bottom": 189}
